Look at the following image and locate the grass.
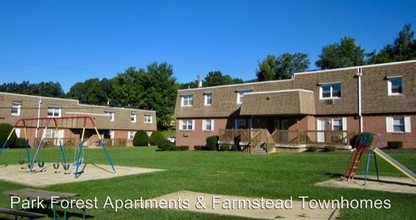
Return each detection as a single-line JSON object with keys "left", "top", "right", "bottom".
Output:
{"left": 0, "top": 147, "right": 415, "bottom": 219}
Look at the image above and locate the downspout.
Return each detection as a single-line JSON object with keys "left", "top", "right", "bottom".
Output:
{"left": 356, "top": 68, "right": 363, "bottom": 132}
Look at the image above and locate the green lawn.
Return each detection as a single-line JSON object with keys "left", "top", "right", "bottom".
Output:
{"left": 0, "top": 147, "right": 415, "bottom": 219}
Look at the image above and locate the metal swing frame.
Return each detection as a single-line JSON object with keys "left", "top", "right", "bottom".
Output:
{"left": 0, "top": 116, "right": 115, "bottom": 177}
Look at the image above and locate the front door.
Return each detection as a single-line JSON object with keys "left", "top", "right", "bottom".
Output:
{"left": 317, "top": 119, "right": 330, "bottom": 143}
{"left": 273, "top": 119, "right": 289, "bottom": 142}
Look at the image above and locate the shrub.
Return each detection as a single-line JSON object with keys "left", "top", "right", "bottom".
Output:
{"left": 157, "top": 139, "right": 174, "bottom": 151}
{"left": 149, "top": 131, "right": 165, "bottom": 146}
{"left": 387, "top": 141, "right": 403, "bottom": 149}
{"left": 170, "top": 145, "right": 189, "bottom": 151}
{"left": 194, "top": 145, "right": 204, "bottom": 151}
{"left": 205, "top": 135, "right": 218, "bottom": 151}
{"left": 14, "top": 138, "right": 28, "bottom": 148}
{"left": 133, "top": 130, "right": 149, "bottom": 147}
{"left": 323, "top": 145, "right": 336, "bottom": 152}
{"left": 306, "top": 145, "right": 318, "bottom": 152}
{"left": 0, "top": 123, "right": 17, "bottom": 148}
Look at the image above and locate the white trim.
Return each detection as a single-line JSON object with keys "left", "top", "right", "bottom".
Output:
{"left": 181, "top": 94, "right": 193, "bottom": 107}
{"left": 244, "top": 89, "right": 313, "bottom": 96}
{"left": 295, "top": 60, "right": 416, "bottom": 76}
{"left": 202, "top": 119, "right": 214, "bottom": 131}
{"left": 65, "top": 112, "right": 110, "bottom": 116}
{"left": 387, "top": 76, "right": 403, "bottom": 96}
{"left": 386, "top": 117, "right": 393, "bottom": 133}
{"left": 204, "top": 92, "right": 212, "bottom": 106}
{"left": 404, "top": 116, "right": 411, "bottom": 132}
{"left": 179, "top": 119, "right": 194, "bottom": 131}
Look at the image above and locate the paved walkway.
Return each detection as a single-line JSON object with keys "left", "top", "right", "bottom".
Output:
{"left": 0, "top": 163, "right": 164, "bottom": 187}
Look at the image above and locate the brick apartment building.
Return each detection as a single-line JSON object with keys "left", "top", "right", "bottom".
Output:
{"left": 0, "top": 92, "right": 157, "bottom": 147}
{"left": 174, "top": 60, "right": 416, "bottom": 150}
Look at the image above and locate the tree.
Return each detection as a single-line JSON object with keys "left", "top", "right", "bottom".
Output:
{"left": 140, "top": 62, "right": 179, "bottom": 130}
{"left": 368, "top": 24, "right": 416, "bottom": 64}
{"left": 203, "top": 71, "right": 244, "bottom": 87}
{"left": 0, "top": 81, "right": 64, "bottom": 98}
{"left": 66, "top": 78, "right": 115, "bottom": 106}
{"left": 316, "top": 37, "right": 365, "bottom": 70}
{"left": 256, "top": 53, "right": 310, "bottom": 81}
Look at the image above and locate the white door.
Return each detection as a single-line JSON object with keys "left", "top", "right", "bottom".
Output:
{"left": 317, "top": 119, "right": 330, "bottom": 143}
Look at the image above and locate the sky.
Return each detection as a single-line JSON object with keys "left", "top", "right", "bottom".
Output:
{"left": 0, "top": 0, "right": 415, "bottom": 92}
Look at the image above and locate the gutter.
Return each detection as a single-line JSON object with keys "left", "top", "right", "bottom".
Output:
{"left": 356, "top": 67, "right": 363, "bottom": 132}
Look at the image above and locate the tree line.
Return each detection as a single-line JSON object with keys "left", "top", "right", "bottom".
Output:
{"left": 1, "top": 24, "right": 415, "bottom": 130}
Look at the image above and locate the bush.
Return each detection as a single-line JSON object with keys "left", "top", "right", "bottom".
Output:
{"left": 323, "top": 145, "right": 336, "bottom": 152}
{"left": 157, "top": 139, "right": 174, "bottom": 151}
{"left": 306, "top": 145, "right": 318, "bottom": 152}
{"left": 149, "top": 131, "right": 166, "bottom": 146}
{"left": 133, "top": 130, "right": 149, "bottom": 147}
{"left": 170, "top": 145, "right": 189, "bottom": 151}
{"left": 387, "top": 141, "right": 403, "bottom": 149}
{"left": 14, "top": 138, "right": 28, "bottom": 148}
{"left": 205, "top": 135, "right": 218, "bottom": 151}
{"left": 194, "top": 145, "right": 204, "bottom": 151}
{"left": 0, "top": 123, "right": 17, "bottom": 148}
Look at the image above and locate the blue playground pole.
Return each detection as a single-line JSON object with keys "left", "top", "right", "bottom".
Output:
{"left": 99, "top": 140, "right": 116, "bottom": 173}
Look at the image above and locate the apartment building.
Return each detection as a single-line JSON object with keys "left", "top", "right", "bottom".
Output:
{"left": 174, "top": 60, "right": 416, "bottom": 150}
{"left": 0, "top": 92, "right": 157, "bottom": 146}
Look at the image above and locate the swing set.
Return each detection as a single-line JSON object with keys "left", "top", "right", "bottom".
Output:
{"left": 0, "top": 116, "right": 115, "bottom": 178}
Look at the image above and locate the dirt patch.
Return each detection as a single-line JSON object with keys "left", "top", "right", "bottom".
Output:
{"left": 316, "top": 176, "right": 416, "bottom": 194}
{"left": 0, "top": 163, "right": 164, "bottom": 187}
{"left": 152, "top": 191, "right": 338, "bottom": 219}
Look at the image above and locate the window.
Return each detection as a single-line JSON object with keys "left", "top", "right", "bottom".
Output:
{"left": 180, "top": 120, "right": 194, "bottom": 130}
{"left": 11, "top": 102, "right": 21, "bottom": 116}
{"left": 320, "top": 83, "right": 341, "bottom": 99}
{"left": 203, "top": 119, "right": 214, "bottom": 131}
{"left": 144, "top": 114, "right": 153, "bottom": 123}
{"left": 128, "top": 131, "right": 136, "bottom": 140}
{"left": 45, "top": 129, "right": 53, "bottom": 138}
{"left": 237, "top": 90, "right": 252, "bottom": 104}
{"left": 332, "top": 118, "right": 347, "bottom": 131}
{"left": 47, "top": 107, "right": 61, "bottom": 117}
{"left": 104, "top": 111, "right": 115, "bottom": 121}
{"left": 204, "top": 93, "right": 212, "bottom": 106}
{"left": 387, "top": 77, "right": 403, "bottom": 95}
{"left": 386, "top": 116, "right": 411, "bottom": 133}
{"left": 130, "top": 112, "right": 137, "bottom": 123}
{"left": 181, "top": 94, "right": 193, "bottom": 107}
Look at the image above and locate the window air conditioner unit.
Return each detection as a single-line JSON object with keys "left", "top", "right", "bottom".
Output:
{"left": 325, "top": 99, "right": 334, "bottom": 105}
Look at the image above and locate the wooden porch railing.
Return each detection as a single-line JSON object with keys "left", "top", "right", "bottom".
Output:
{"left": 219, "top": 129, "right": 354, "bottom": 147}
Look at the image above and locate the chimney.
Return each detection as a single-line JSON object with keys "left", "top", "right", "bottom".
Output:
{"left": 197, "top": 74, "right": 202, "bottom": 88}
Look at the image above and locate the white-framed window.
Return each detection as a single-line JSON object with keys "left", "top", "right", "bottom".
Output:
{"left": 130, "top": 112, "right": 137, "bottom": 123}
{"left": 204, "top": 93, "right": 212, "bottom": 106}
{"left": 319, "top": 83, "right": 341, "bottom": 99}
{"left": 47, "top": 107, "right": 61, "bottom": 117}
{"left": 386, "top": 116, "right": 411, "bottom": 133}
{"left": 180, "top": 120, "right": 194, "bottom": 130}
{"left": 11, "top": 102, "right": 21, "bottom": 116}
{"left": 144, "top": 114, "right": 153, "bottom": 123}
{"left": 104, "top": 111, "right": 115, "bottom": 121}
{"left": 128, "top": 131, "right": 136, "bottom": 140}
{"left": 181, "top": 94, "right": 193, "bottom": 107}
{"left": 44, "top": 129, "right": 53, "bottom": 138}
{"left": 202, "top": 119, "right": 214, "bottom": 131}
{"left": 387, "top": 76, "right": 403, "bottom": 95}
{"left": 236, "top": 90, "right": 252, "bottom": 104}
{"left": 332, "top": 118, "right": 347, "bottom": 131}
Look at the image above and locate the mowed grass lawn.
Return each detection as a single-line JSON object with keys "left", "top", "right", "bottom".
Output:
{"left": 0, "top": 147, "right": 415, "bottom": 219}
